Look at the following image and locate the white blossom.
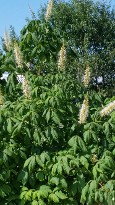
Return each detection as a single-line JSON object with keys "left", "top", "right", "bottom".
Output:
{"left": 100, "top": 100, "right": 115, "bottom": 116}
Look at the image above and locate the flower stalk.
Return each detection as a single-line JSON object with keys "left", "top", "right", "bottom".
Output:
{"left": 14, "top": 42, "right": 23, "bottom": 68}
{"left": 4, "top": 30, "right": 11, "bottom": 51}
{"left": 83, "top": 64, "right": 91, "bottom": 88}
{"left": 79, "top": 95, "right": 89, "bottom": 124}
{"left": 100, "top": 100, "right": 115, "bottom": 116}
{"left": 21, "top": 75, "right": 30, "bottom": 99}
{"left": 58, "top": 44, "right": 66, "bottom": 70}
{"left": 45, "top": 0, "right": 53, "bottom": 21}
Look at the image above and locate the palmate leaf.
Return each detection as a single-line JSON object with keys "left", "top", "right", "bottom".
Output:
{"left": 55, "top": 190, "right": 67, "bottom": 199}
{"left": 51, "top": 127, "right": 58, "bottom": 141}
{"left": 83, "top": 130, "right": 97, "bottom": 142}
{"left": 57, "top": 164, "right": 63, "bottom": 175}
{"left": 49, "top": 193, "right": 59, "bottom": 203}
{"left": 17, "top": 170, "right": 28, "bottom": 185}
{"left": 4, "top": 146, "right": 13, "bottom": 157}
{"left": 32, "top": 200, "right": 38, "bottom": 205}
{"left": 80, "top": 156, "right": 89, "bottom": 170}
{"left": 0, "top": 184, "right": 11, "bottom": 197}
{"left": 38, "top": 199, "right": 46, "bottom": 205}
{"left": 36, "top": 155, "right": 44, "bottom": 168}
{"left": 7, "top": 118, "right": 12, "bottom": 133}
{"left": 46, "top": 109, "right": 51, "bottom": 123}
{"left": 24, "top": 156, "right": 36, "bottom": 172}
{"left": 52, "top": 111, "right": 60, "bottom": 124}
{"left": 70, "top": 180, "right": 78, "bottom": 196}
{"left": 35, "top": 185, "right": 52, "bottom": 201}
{"left": 68, "top": 135, "right": 87, "bottom": 152}
{"left": 89, "top": 180, "right": 98, "bottom": 193}
{"left": 52, "top": 163, "right": 58, "bottom": 175}
{"left": 12, "top": 122, "right": 23, "bottom": 137}
{"left": 33, "top": 129, "right": 41, "bottom": 144}
{"left": 28, "top": 156, "right": 36, "bottom": 172}
{"left": 77, "top": 174, "right": 85, "bottom": 193}
{"left": 50, "top": 177, "right": 59, "bottom": 186}
{"left": 59, "top": 156, "right": 70, "bottom": 175}
{"left": 40, "top": 152, "right": 50, "bottom": 163}
{"left": 80, "top": 183, "right": 89, "bottom": 204}
{"left": 36, "top": 171, "right": 44, "bottom": 181}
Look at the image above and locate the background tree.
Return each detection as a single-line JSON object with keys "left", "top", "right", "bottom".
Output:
{"left": 39, "top": 0, "right": 115, "bottom": 92}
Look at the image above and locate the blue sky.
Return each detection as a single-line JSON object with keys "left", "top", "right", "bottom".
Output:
{"left": 0, "top": 0, "right": 115, "bottom": 39}
{"left": 0, "top": 0, "right": 48, "bottom": 38}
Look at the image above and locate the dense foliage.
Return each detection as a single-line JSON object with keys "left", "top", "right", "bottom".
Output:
{"left": 0, "top": 0, "right": 115, "bottom": 205}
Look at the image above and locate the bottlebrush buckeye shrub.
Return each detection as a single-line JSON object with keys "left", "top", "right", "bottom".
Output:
{"left": 0, "top": 1, "right": 115, "bottom": 205}
{"left": 0, "top": 70, "right": 115, "bottom": 205}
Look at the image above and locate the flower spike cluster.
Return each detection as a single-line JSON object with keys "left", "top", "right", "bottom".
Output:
{"left": 79, "top": 95, "right": 89, "bottom": 124}
{"left": 14, "top": 42, "right": 23, "bottom": 68}
{"left": 83, "top": 64, "right": 91, "bottom": 88}
{"left": 21, "top": 75, "right": 30, "bottom": 99}
{"left": 58, "top": 44, "right": 66, "bottom": 70}
{"left": 100, "top": 100, "right": 115, "bottom": 117}
{"left": 4, "top": 30, "right": 11, "bottom": 51}
{"left": 45, "top": 0, "right": 53, "bottom": 21}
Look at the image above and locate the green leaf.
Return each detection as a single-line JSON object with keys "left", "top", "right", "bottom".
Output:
{"left": 51, "top": 127, "right": 58, "bottom": 141}
{"left": 40, "top": 152, "right": 50, "bottom": 163}
{"left": 1, "top": 184, "right": 11, "bottom": 194}
{"left": 77, "top": 136, "right": 87, "bottom": 152}
{"left": 52, "top": 112, "right": 60, "bottom": 124}
{"left": 12, "top": 122, "right": 22, "bottom": 136}
{"left": 18, "top": 170, "right": 28, "bottom": 185}
{"left": 39, "top": 199, "right": 46, "bottom": 205}
{"left": 60, "top": 178, "right": 67, "bottom": 188}
{"left": 46, "top": 109, "right": 51, "bottom": 123}
{"left": 68, "top": 136, "right": 76, "bottom": 147}
{"left": 83, "top": 130, "right": 91, "bottom": 142}
{"left": 89, "top": 180, "right": 97, "bottom": 193}
{"left": 32, "top": 200, "right": 38, "bottom": 205}
{"left": 24, "top": 156, "right": 36, "bottom": 172}
{"left": 24, "top": 157, "right": 32, "bottom": 168}
{"left": 50, "top": 177, "right": 59, "bottom": 186}
{"left": 77, "top": 174, "right": 85, "bottom": 192}
{"left": 36, "top": 171, "right": 44, "bottom": 181}
{"left": 49, "top": 193, "right": 59, "bottom": 203}
{"left": 57, "top": 164, "right": 63, "bottom": 175}
{"left": 80, "top": 183, "right": 89, "bottom": 204}
{"left": 7, "top": 118, "right": 12, "bottom": 133}
{"left": 28, "top": 156, "right": 36, "bottom": 172}
{"left": 52, "top": 163, "right": 58, "bottom": 175}
{"left": 33, "top": 129, "right": 41, "bottom": 145}
{"left": 62, "top": 157, "right": 70, "bottom": 175}
{"left": 70, "top": 180, "right": 78, "bottom": 196}
{"left": 55, "top": 191, "right": 67, "bottom": 199}
{"left": 31, "top": 46, "right": 38, "bottom": 56}
{"left": 80, "top": 156, "right": 89, "bottom": 170}
{"left": 36, "top": 155, "right": 44, "bottom": 168}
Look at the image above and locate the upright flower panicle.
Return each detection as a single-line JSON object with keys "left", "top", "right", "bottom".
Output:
{"left": 45, "top": 0, "right": 53, "bottom": 21}
{"left": 21, "top": 75, "right": 30, "bottom": 99}
{"left": 100, "top": 100, "right": 115, "bottom": 117}
{"left": 79, "top": 95, "right": 89, "bottom": 124}
{"left": 14, "top": 42, "right": 23, "bottom": 68}
{"left": 83, "top": 64, "right": 91, "bottom": 88}
{"left": 58, "top": 44, "right": 66, "bottom": 70}
{"left": 4, "top": 30, "right": 11, "bottom": 51}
